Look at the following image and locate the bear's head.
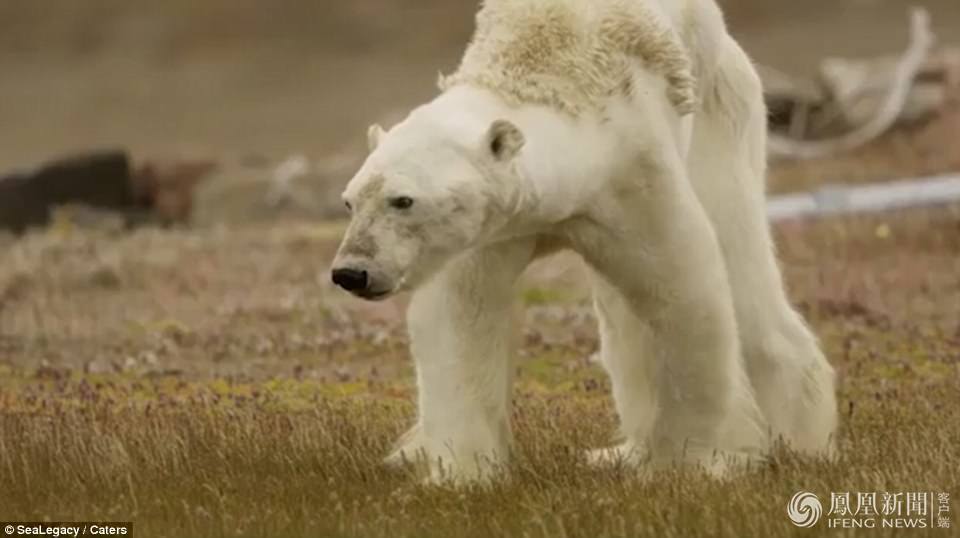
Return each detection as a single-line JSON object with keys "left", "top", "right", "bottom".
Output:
{"left": 331, "top": 113, "right": 526, "bottom": 300}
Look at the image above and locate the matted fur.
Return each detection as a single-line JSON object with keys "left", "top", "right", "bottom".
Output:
{"left": 439, "top": 0, "right": 698, "bottom": 116}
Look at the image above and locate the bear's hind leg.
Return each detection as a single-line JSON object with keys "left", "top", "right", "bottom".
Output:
{"left": 389, "top": 237, "right": 536, "bottom": 484}
{"left": 743, "top": 312, "right": 838, "bottom": 455}
{"left": 686, "top": 37, "right": 838, "bottom": 456}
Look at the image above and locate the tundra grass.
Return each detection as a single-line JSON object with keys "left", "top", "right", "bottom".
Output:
{"left": 1, "top": 208, "right": 958, "bottom": 537}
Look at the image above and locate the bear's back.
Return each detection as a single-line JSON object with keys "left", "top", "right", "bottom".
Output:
{"left": 439, "top": 0, "right": 698, "bottom": 116}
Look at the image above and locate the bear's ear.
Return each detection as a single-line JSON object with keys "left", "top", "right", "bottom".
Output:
{"left": 485, "top": 120, "right": 525, "bottom": 161}
{"left": 367, "top": 124, "right": 386, "bottom": 152}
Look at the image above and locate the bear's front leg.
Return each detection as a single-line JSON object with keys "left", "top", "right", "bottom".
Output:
{"left": 387, "top": 238, "right": 536, "bottom": 484}
{"left": 567, "top": 157, "right": 768, "bottom": 477}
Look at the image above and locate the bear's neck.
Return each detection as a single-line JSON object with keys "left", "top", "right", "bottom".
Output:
{"left": 430, "top": 85, "right": 623, "bottom": 238}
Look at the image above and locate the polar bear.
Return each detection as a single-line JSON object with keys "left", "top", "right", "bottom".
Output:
{"left": 331, "top": 0, "right": 837, "bottom": 483}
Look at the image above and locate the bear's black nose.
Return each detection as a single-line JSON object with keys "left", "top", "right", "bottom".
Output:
{"left": 332, "top": 268, "right": 368, "bottom": 292}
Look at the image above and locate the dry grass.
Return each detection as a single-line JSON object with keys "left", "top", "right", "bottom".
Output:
{"left": 1, "top": 207, "right": 960, "bottom": 537}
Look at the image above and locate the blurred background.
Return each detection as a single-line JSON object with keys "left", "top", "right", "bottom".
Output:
{"left": 1, "top": 4, "right": 959, "bottom": 534}
{"left": 1, "top": 0, "right": 957, "bottom": 368}
{"left": 1, "top": 0, "right": 958, "bottom": 198}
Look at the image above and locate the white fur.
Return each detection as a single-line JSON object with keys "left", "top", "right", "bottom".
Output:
{"left": 336, "top": 0, "right": 838, "bottom": 484}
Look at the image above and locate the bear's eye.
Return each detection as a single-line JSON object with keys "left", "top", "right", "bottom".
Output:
{"left": 388, "top": 196, "right": 414, "bottom": 210}
{"left": 344, "top": 200, "right": 352, "bottom": 212}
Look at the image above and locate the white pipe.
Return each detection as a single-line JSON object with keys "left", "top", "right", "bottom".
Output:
{"left": 767, "top": 173, "right": 960, "bottom": 220}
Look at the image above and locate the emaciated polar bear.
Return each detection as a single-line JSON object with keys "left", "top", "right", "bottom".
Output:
{"left": 331, "top": 0, "right": 838, "bottom": 482}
